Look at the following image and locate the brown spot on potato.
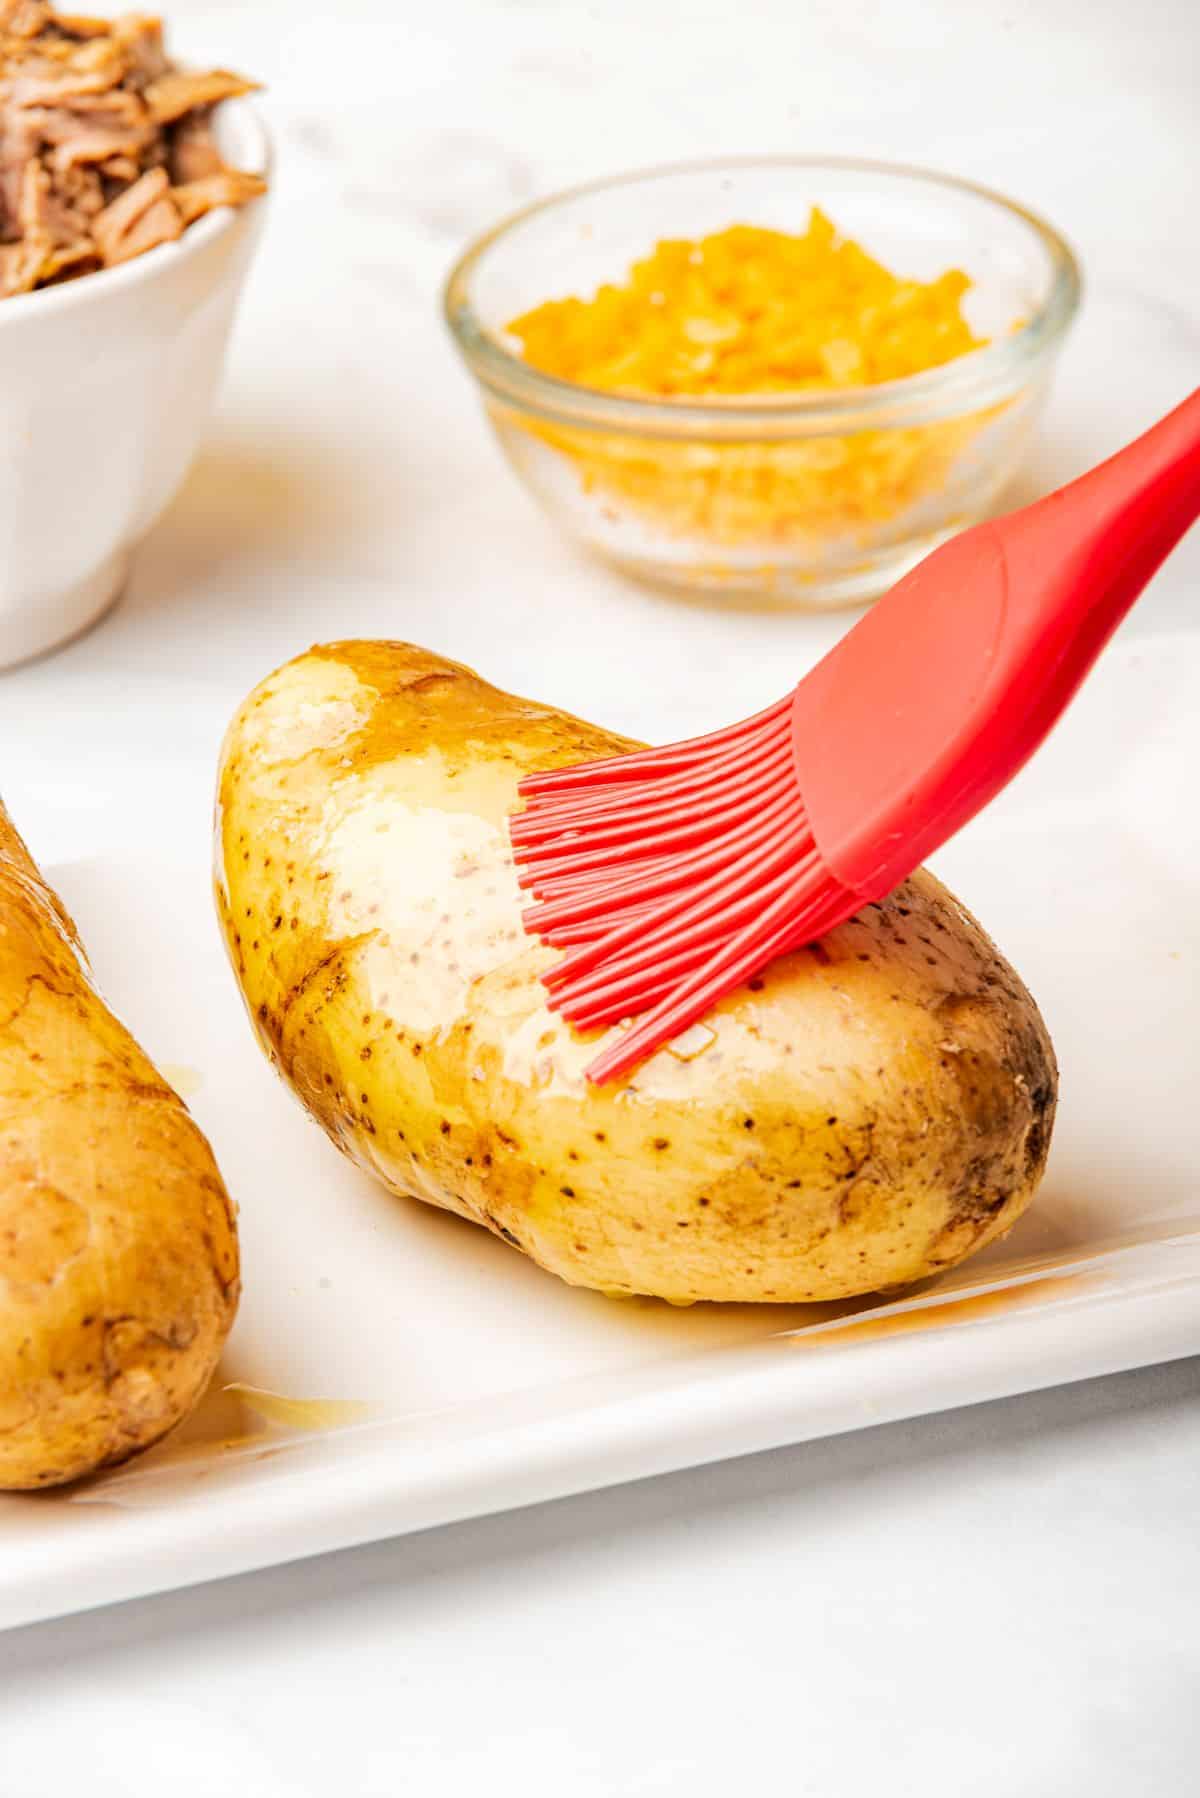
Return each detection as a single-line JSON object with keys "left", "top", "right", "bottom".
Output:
{"left": 1023, "top": 1109, "right": 1048, "bottom": 1177}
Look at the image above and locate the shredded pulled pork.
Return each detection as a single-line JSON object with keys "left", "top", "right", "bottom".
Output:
{"left": 0, "top": 1, "right": 264, "bottom": 297}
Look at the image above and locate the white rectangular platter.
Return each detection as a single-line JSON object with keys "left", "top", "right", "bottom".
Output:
{"left": 1, "top": 630, "right": 1197, "bottom": 1633}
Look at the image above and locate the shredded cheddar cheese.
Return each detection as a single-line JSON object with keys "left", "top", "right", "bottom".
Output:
{"left": 508, "top": 210, "right": 984, "bottom": 397}
{"left": 502, "top": 209, "right": 996, "bottom": 564}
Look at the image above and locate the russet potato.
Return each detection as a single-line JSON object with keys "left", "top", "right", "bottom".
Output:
{"left": 0, "top": 804, "right": 239, "bottom": 1488}
{"left": 216, "top": 641, "right": 1057, "bottom": 1305}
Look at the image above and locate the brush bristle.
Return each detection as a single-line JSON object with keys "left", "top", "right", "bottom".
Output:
{"left": 512, "top": 696, "right": 856, "bottom": 1084}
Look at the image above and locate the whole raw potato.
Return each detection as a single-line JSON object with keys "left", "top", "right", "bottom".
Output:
{"left": 216, "top": 642, "right": 1057, "bottom": 1305}
{"left": 0, "top": 804, "right": 239, "bottom": 1488}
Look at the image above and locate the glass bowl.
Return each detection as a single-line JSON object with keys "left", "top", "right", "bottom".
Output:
{"left": 444, "top": 156, "right": 1081, "bottom": 608}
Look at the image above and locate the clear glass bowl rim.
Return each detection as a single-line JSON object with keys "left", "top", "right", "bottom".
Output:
{"left": 443, "top": 154, "right": 1082, "bottom": 440}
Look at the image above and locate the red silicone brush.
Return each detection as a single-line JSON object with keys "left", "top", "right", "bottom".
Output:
{"left": 512, "top": 387, "right": 1200, "bottom": 1085}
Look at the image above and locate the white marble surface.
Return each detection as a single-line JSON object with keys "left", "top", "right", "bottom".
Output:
{"left": 1, "top": 0, "right": 1198, "bottom": 1788}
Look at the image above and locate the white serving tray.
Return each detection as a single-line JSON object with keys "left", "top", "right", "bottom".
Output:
{"left": 1, "top": 632, "right": 1197, "bottom": 1633}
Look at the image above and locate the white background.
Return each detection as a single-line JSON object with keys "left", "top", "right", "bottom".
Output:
{"left": 1, "top": 0, "right": 1198, "bottom": 1789}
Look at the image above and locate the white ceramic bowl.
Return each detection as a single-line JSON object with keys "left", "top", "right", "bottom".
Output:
{"left": 0, "top": 100, "right": 269, "bottom": 668}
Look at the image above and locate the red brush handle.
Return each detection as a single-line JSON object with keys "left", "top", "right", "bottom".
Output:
{"left": 793, "top": 386, "right": 1200, "bottom": 898}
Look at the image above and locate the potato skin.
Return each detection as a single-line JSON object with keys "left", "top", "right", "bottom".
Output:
{"left": 0, "top": 804, "right": 239, "bottom": 1489}
{"left": 216, "top": 641, "right": 1057, "bottom": 1305}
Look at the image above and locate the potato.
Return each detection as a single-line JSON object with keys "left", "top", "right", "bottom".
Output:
{"left": 216, "top": 641, "right": 1057, "bottom": 1305}
{"left": 0, "top": 803, "right": 238, "bottom": 1488}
